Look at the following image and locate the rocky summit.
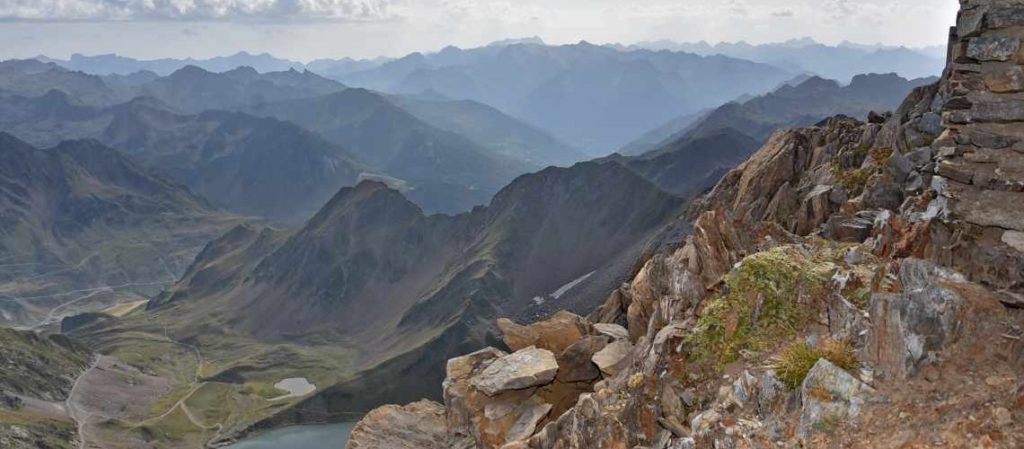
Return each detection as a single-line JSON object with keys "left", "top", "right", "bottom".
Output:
{"left": 347, "top": 1, "right": 1024, "bottom": 448}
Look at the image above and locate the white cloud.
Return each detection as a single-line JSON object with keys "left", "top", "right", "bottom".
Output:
{"left": 0, "top": 0, "right": 960, "bottom": 60}
{"left": 0, "top": 0, "right": 394, "bottom": 21}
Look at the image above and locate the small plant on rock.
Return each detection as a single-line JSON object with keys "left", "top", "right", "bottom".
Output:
{"left": 775, "top": 339, "right": 859, "bottom": 389}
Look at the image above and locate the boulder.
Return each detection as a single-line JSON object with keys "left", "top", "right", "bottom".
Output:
{"left": 496, "top": 311, "right": 589, "bottom": 353}
{"left": 556, "top": 335, "right": 608, "bottom": 383}
{"left": 471, "top": 347, "right": 559, "bottom": 396}
{"left": 798, "top": 359, "right": 874, "bottom": 440}
{"left": 445, "top": 347, "right": 508, "bottom": 438}
{"left": 865, "top": 259, "right": 1005, "bottom": 379}
{"left": 885, "top": 152, "right": 914, "bottom": 183}
{"left": 824, "top": 211, "right": 876, "bottom": 243}
{"left": 345, "top": 400, "right": 451, "bottom": 449}
{"left": 591, "top": 340, "right": 633, "bottom": 378}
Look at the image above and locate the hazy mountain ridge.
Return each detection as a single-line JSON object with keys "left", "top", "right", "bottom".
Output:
{"left": 0, "top": 90, "right": 367, "bottom": 223}
{"left": 388, "top": 94, "right": 586, "bottom": 167}
{"left": 0, "top": 133, "right": 244, "bottom": 328}
{"left": 624, "top": 38, "right": 944, "bottom": 82}
{"left": 611, "top": 73, "right": 937, "bottom": 198}
{"left": 245, "top": 88, "right": 537, "bottom": 214}
{"left": 0, "top": 60, "right": 582, "bottom": 215}
{"left": 335, "top": 42, "right": 796, "bottom": 153}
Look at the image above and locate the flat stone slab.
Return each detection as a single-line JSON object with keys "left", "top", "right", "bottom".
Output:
{"left": 470, "top": 347, "right": 558, "bottom": 396}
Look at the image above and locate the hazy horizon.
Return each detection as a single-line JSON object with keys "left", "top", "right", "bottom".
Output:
{"left": 0, "top": 0, "right": 958, "bottom": 61}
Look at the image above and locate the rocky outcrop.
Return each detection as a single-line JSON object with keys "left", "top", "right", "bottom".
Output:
{"left": 348, "top": 1, "right": 1024, "bottom": 448}
{"left": 346, "top": 400, "right": 454, "bottom": 449}
{"left": 865, "top": 258, "right": 1006, "bottom": 380}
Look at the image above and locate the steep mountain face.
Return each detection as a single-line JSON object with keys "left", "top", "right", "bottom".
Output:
{"left": 349, "top": 2, "right": 1024, "bottom": 448}
{"left": 0, "top": 134, "right": 243, "bottom": 328}
{"left": 389, "top": 95, "right": 587, "bottom": 167}
{"left": 614, "top": 73, "right": 936, "bottom": 197}
{"left": 336, "top": 42, "right": 795, "bottom": 153}
{"left": 617, "top": 110, "right": 709, "bottom": 157}
{"left": 131, "top": 65, "right": 346, "bottom": 113}
{"left": 629, "top": 38, "right": 945, "bottom": 82}
{"left": 607, "top": 129, "right": 762, "bottom": 199}
{"left": 100, "top": 101, "right": 366, "bottom": 223}
{"left": 0, "top": 94, "right": 365, "bottom": 223}
{"left": 0, "top": 328, "right": 92, "bottom": 449}
{"left": 76, "top": 161, "right": 683, "bottom": 442}
{"left": 247, "top": 88, "right": 536, "bottom": 214}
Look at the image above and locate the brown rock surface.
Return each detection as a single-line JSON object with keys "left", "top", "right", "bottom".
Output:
{"left": 345, "top": 400, "right": 451, "bottom": 449}
{"left": 496, "top": 311, "right": 590, "bottom": 353}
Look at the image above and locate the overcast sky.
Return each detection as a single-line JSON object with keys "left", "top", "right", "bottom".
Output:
{"left": 0, "top": 0, "right": 960, "bottom": 61}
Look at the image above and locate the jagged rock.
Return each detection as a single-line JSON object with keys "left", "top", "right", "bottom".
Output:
{"left": 918, "top": 111, "right": 943, "bottom": 135}
{"left": 867, "top": 110, "right": 888, "bottom": 124}
{"left": 345, "top": 400, "right": 450, "bottom": 449}
{"left": 865, "top": 259, "right": 1005, "bottom": 379}
{"left": 885, "top": 152, "right": 914, "bottom": 183}
{"left": 505, "top": 401, "right": 553, "bottom": 443}
{"left": 593, "top": 323, "right": 630, "bottom": 341}
{"left": 690, "top": 409, "right": 721, "bottom": 438}
{"left": 862, "top": 173, "right": 904, "bottom": 210}
{"left": 446, "top": 347, "right": 508, "bottom": 438}
{"left": 497, "top": 311, "right": 590, "bottom": 353}
{"left": 824, "top": 211, "right": 877, "bottom": 243}
{"left": 591, "top": 340, "right": 633, "bottom": 378}
{"left": 798, "top": 359, "right": 874, "bottom": 440}
{"left": 471, "top": 347, "right": 559, "bottom": 396}
{"left": 756, "top": 371, "right": 788, "bottom": 418}
{"left": 906, "top": 147, "right": 934, "bottom": 167}
{"left": 556, "top": 336, "right": 608, "bottom": 383}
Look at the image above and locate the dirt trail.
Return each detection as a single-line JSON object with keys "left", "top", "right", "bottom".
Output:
{"left": 66, "top": 357, "right": 101, "bottom": 449}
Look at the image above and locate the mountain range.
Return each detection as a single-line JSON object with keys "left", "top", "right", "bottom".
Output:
{"left": 72, "top": 160, "right": 684, "bottom": 438}
{"left": 608, "top": 73, "right": 938, "bottom": 198}
{"left": 0, "top": 61, "right": 581, "bottom": 217}
{"left": 333, "top": 42, "right": 796, "bottom": 153}
{"left": 0, "top": 133, "right": 243, "bottom": 328}
{"left": 244, "top": 88, "right": 536, "bottom": 214}
{"left": 624, "top": 38, "right": 945, "bottom": 82}
{"left": 0, "top": 90, "right": 367, "bottom": 223}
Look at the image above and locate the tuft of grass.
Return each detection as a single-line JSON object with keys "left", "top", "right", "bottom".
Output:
{"left": 832, "top": 166, "right": 874, "bottom": 197}
{"left": 776, "top": 339, "right": 859, "bottom": 389}
{"left": 869, "top": 147, "right": 894, "bottom": 164}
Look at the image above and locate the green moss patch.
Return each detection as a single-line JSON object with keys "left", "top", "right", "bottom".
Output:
{"left": 688, "top": 245, "right": 835, "bottom": 368}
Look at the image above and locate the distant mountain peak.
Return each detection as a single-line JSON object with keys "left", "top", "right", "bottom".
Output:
{"left": 168, "top": 64, "right": 213, "bottom": 79}
{"left": 487, "top": 36, "right": 545, "bottom": 47}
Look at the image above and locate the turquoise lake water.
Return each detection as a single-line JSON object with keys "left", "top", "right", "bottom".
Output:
{"left": 224, "top": 422, "right": 355, "bottom": 449}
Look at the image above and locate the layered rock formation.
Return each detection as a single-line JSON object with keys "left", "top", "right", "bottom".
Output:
{"left": 347, "top": 1, "right": 1024, "bottom": 448}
